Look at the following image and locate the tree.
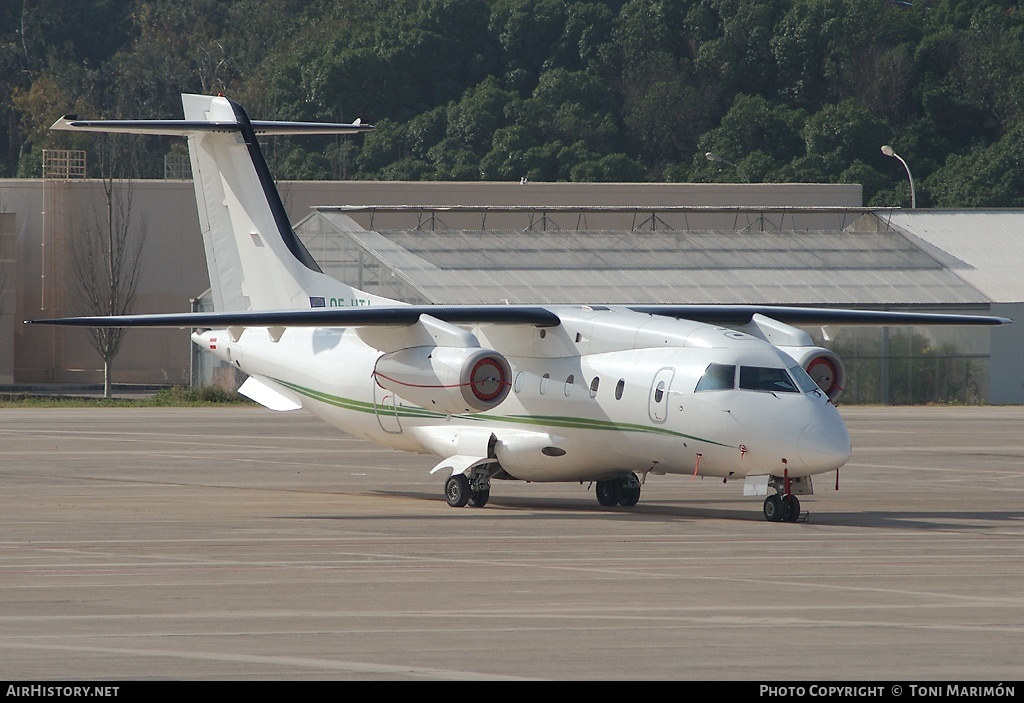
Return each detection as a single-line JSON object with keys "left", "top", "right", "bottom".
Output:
{"left": 0, "top": 196, "right": 9, "bottom": 322}
{"left": 446, "top": 77, "right": 515, "bottom": 155}
{"left": 924, "top": 122, "right": 1024, "bottom": 207}
{"left": 692, "top": 94, "right": 806, "bottom": 183}
{"left": 69, "top": 134, "right": 147, "bottom": 397}
{"left": 686, "top": 0, "right": 788, "bottom": 99}
{"left": 8, "top": 0, "right": 1024, "bottom": 202}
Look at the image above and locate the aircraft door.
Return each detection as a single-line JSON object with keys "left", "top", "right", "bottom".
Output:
{"left": 648, "top": 367, "right": 675, "bottom": 423}
{"left": 373, "top": 382, "right": 402, "bottom": 434}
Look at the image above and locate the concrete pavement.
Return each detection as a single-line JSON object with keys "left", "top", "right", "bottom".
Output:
{"left": 1, "top": 406, "right": 1021, "bottom": 680}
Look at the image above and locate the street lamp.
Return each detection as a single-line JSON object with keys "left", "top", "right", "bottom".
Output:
{"left": 881, "top": 144, "right": 916, "bottom": 208}
{"left": 705, "top": 152, "right": 748, "bottom": 182}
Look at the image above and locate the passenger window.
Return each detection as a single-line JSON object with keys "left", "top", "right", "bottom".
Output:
{"left": 615, "top": 378, "right": 625, "bottom": 400}
{"left": 513, "top": 371, "right": 524, "bottom": 394}
{"left": 589, "top": 376, "right": 600, "bottom": 398}
{"left": 654, "top": 381, "right": 665, "bottom": 403}
{"left": 540, "top": 373, "right": 550, "bottom": 395}
{"left": 564, "top": 374, "right": 574, "bottom": 397}
{"left": 695, "top": 363, "right": 735, "bottom": 392}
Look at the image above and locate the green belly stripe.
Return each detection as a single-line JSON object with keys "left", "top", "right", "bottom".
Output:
{"left": 272, "top": 378, "right": 732, "bottom": 447}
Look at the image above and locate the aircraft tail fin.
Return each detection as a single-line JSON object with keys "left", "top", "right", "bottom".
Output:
{"left": 52, "top": 94, "right": 391, "bottom": 312}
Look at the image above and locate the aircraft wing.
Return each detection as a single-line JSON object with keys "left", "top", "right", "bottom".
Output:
{"left": 25, "top": 306, "right": 562, "bottom": 329}
{"left": 627, "top": 305, "right": 1012, "bottom": 327}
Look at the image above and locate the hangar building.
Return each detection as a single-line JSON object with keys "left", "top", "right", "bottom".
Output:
{"left": 1, "top": 176, "right": 1021, "bottom": 403}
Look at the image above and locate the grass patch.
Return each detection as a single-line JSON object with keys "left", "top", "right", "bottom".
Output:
{"left": 0, "top": 386, "right": 254, "bottom": 408}
{"left": 147, "top": 385, "right": 250, "bottom": 406}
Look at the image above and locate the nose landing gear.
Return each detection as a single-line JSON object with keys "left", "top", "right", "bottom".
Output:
{"left": 763, "top": 493, "right": 803, "bottom": 522}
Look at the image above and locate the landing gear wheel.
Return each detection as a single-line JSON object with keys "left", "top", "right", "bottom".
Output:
{"left": 763, "top": 494, "right": 784, "bottom": 522}
{"left": 618, "top": 473, "right": 641, "bottom": 507}
{"left": 595, "top": 480, "right": 621, "bottom": 506}
{"left": 467, "top": 488, "right": 490, "bottom": 508}
{"left": 782, "top": 494, "right": 801, "bottom": 522}
{"left": 445, "top": 474, "right": 470, "bottom": 507}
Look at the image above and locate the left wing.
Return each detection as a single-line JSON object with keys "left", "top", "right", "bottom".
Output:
{"left": 25, "top": 306, "right": 562, "bottom": 329}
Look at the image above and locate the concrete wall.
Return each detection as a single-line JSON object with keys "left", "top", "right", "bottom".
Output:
{"left": 6, "top": 179, "right": 206, "bottom": 385}
{"left": 990, "top": 302, "right": 1024, "bottom": 404}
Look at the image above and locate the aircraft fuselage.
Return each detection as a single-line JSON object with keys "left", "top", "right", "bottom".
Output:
{"left": 195, "top": 306, "right": 851, "bottom": 485}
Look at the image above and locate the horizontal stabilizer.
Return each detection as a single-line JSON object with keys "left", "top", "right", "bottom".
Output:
{"left": 50, "top": 116, "right": 373, "bottom": 136}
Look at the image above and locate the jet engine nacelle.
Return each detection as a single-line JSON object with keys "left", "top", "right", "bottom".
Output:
{"left": 373, "top": 346, "right": 512, "bottom": 414}
{"left": 779, "top": 346, "right": 847, "bottom": 402}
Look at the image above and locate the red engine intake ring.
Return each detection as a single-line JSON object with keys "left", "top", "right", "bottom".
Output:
{"left": 468, "top": 356, "right": 508, "bottom": 402}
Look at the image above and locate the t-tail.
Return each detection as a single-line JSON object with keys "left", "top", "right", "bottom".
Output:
{"left": 51, "top": 94, "right": 392, "bottom": 312}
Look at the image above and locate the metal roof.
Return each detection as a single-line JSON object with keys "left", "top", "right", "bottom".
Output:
{"left": 297, "top": 209, "right": 993, "bottom": 307}
{"left": 888, "top": 211, "right": 1024, "bottom": 303}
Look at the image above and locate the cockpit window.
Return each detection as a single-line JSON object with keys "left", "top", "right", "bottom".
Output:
{"left": 739, "top": 366, "right": 799, "bottom": 393}
{"left": 695, "top": 363, "right": 736, "bottom": 392}
{"left": 788, "top": 364, "right": 820, "bottom": 394}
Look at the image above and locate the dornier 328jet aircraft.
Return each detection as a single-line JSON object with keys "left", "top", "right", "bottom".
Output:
{"left": 32, "top": 94, "right": 1010, "bottom": 522}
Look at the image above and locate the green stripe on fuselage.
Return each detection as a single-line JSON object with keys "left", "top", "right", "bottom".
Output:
{"left": 272, "top": 378, "right": 732, "bottom": 447}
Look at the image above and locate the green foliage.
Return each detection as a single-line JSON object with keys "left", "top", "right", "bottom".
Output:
{"left": 4, "top": 0, "right": 1024, "bottom": 203}
{"left": 801, "top": 100, "right": 891, "bottom": 177}
{"left": 924, "top": 122, "right": 1024, "bottom": 207}
{"left": 692, "top": 94, "right": 806, "bottom": 182}
{"left": 0, "top": 385, "right": 252, "bottom": 407}
{"left": 446, "top": 77, "right": 515, "bottom": 154}
{"left": 147, "top": 385, "right": 251, "bottom": 405}
{"left": 0, "top": 394, "right": 136, "bottom": 408}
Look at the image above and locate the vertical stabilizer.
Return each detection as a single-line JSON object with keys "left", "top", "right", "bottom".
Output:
{"left": 180, "top": 94, "right": 393, "bottom": 311}
{"left": 51, "top": 94, "right": 394, "bottom": 312}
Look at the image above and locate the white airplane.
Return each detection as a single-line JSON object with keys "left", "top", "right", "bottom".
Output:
{"left": 32, "top": 94, "right": 1010, "bottom": 522}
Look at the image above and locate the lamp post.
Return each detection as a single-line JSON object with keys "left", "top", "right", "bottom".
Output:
{"left": 705, "top": 151, "right": 748, "bottom": 182}
{"left": 881, "top": 144, "right": 916, "bottom": 208}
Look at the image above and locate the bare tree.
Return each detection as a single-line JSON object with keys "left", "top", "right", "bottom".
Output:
{"left": 0, "top": 196, "right": 8, "bottom": 320}
{"left": 70, "top": 133, "right": 146, "bottom": 397}
{"left": 0, "top": 198, "right": 10, "bottom": 387}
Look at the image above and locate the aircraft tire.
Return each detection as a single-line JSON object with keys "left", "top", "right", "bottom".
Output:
{"left": 595, "top": 480, "right": 621, "bottom": 506}
{"left": 763, "top": 494, "right": 784, "bottom": 522}
{"left": 468, "top": 488, "right": 490, "bottom": 508}
{"left": 618, "top": 473, "right": 641, "bottom": 507}
{"left": 445, "top": 474, "right": 471, "bottom": 507}
{"left": 783, "top": 494, "right": 801, "bottom": 522}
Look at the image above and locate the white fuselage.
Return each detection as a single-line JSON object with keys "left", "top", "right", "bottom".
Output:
{"left": 195, "top": 307, "right": 851, "bottom": 484}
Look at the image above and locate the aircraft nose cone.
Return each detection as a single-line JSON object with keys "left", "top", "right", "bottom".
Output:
{"left": 798, "top": 419, "right": 851, "bottom": 471}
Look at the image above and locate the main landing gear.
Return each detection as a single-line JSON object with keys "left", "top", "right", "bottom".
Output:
{"left": 445, "top": 473, "right": 490, "bottom": 508}
{"left": 763, "top": 493, "right": 801, "bottom": 522}
{"left": 595, "top": 473, "right": 641, "bottom": 507}
{"left": 445, "top": 471, "right": 644, "bottom": 510}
